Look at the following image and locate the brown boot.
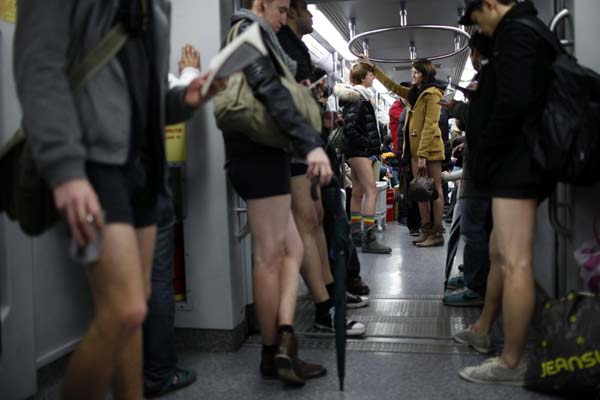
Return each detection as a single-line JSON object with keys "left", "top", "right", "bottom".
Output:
{"left": 416, "top": 225, "right": 445, "bottom": 247}
{"left": 412, "top": 222, "right": 433, "bottom": 245}
{"left": 274, "top": 330, "right": 305, "bottom": 385}
{"left": 261, "top": 345, "right": 326, "bottom": 381}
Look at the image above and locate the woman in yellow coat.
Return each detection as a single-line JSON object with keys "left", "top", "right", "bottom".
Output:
{"left": 359, "top": 56, "right": 445, "bottom": 247}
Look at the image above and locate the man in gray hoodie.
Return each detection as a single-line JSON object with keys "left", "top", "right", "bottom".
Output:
{"left": 14, "top": 1, "right": 222, "bottom": 398}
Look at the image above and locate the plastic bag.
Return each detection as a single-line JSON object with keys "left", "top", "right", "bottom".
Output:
{"left": 525, "top": 292, "right": 600, "bottom": 397}
{"left": 574, "top": 215, "right": 600, "bottom": 294}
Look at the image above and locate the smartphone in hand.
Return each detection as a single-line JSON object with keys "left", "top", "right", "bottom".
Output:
{"left": 69, "top": 213, "right": 103, "bottom": 264}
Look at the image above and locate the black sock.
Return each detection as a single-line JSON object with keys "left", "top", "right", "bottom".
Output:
{"left": 326, "top": 282, "right": 335, "bottom": 298}
{"left": 278, "top": 324, "right": 294, "bottom": 335}
{"left": 262, "top": 344, "right": 277, "bottom": 354}
{"left": 315, "top": 298, "right": 334, "bottom": 320}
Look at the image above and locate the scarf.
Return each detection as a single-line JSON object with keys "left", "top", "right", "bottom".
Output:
{"left": 407, "top": 81, "right": 436, "bottom": 107}
{"left": 353, "top": 84, "right": 373, "bottom": 102}
{"left": 235, "top": 9, "right": 298, "bottom": 76}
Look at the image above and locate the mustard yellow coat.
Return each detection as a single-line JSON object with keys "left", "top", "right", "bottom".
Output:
{"left": 373, "top": 66, "right": 445, "bottom": 161}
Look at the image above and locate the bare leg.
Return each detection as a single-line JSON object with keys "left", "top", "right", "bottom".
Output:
{"left": 471, "top": 229, "right": 503, "bottom": 336}
{"left": 112, "top": 226, "right": 157, "bottom": 400}
{"left": 62, "top": 225, "right": 148, "bottom": 400}
{"left": 247, "top": 195, "right": 297, "bottom": 346}
{"left": 426, "top": 161, "right": 444, "bottom": 226}
{"left": 278, "top": 213, "right": 304, "bottom": 325}
{"left": 349, "top": 161, "right": 365, "bottom": 216}
{"left": 494, "top": 198, "right": 537, "bottom": 368}
{"left": 349, "top": 157, "right": 377, "bottom": 215}
{"left": 291, "top": 176, "right": 329, "bottom": 303}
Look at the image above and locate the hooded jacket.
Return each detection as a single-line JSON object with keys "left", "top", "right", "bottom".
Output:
{"left": 223, "top": 15, "right": 322, "bottom": 158}
{"left": 14, "top": 0, "right": 193, "bottom": 190}
{"left": 466, "top": 1, "right": 553, "bottom": 187}
{"left": 371, "top": 66, "right": 445, "bottom": 161}
{"left": 335, "top": 84, "right": 381, "bottom": 159}
{"left": 388, "top": 99, "right": 404, "bottom": 150}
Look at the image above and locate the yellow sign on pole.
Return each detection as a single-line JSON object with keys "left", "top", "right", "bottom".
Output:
{"left": 165, "top": 123, "right": 186, "bottom": 163}
{"left": 0, "top": 0, "right": 17, "bottom": 24}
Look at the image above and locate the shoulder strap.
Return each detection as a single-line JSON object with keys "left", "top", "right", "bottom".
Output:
{"left": 226, "top": 20, "right": 245, "bottom": 44}
{"left": 510, "top": 17, "right": 564, "bottom": 55}
{"left": 0, "top": 10, "right": 130, "bottom": 157}
{"left": 68, "top": 21, "right": 129, "bottom": 95}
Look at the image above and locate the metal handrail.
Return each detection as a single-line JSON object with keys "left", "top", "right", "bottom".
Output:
{"left": 549, "top": 8, "right": 574, "bottom": 47}
{"left": 549, "top": 8, "right": 570, "bottom": 32}
{"left": 235, "top": 207, "right": 250, "bottom": 240}
{"left": 348, "top": 25, "right": 471, "bottom": 63}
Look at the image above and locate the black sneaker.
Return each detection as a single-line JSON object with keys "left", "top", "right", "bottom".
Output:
{"left": 346, "top": 292, "right": 368, "bottom": 309}
{"left": 347, "top": 277, "right": 370, "bottom": 296}
{"left": 315, "top": 308, "right": 366, "bottom": 336}
{"left": 409, "top": 228, "right": 420, "bottom": 236}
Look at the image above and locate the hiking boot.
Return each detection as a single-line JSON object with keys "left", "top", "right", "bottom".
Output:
{"left": 144, "top": 367, "right": 197, "bottom": 398}
{"left": 459, "top": 357, "right": 526, "bottom": 386}
{"left": 261, "top": 346, "right": 326, "bottom": 381}
{"left": 443, "top": 288, "right": 484, "bottom": 307}
{"left": 315, "top": 308, "right": 366, "bottom": 336}
{"left": 412, "top": 222, "right": 433, "bottom": 245}
{"left": 416, "top": 225, "right": 444, "bottom": 247}
{"left": 274, "top": 331, "right": 305, "bottom": 385}
{"left": 347, "top": 276, "right": 370, "bottom": 295}
{"left": 346, "top": 292, "right": 369, "bottom": 309}
{"left": 453, "top": 325, "right": 492, "bottom": 354}
{"left": 446, "top": 273, "right": 465, "bottom": 290}
{"left": 362, "top": 226, "right": 391, "bottom": 254}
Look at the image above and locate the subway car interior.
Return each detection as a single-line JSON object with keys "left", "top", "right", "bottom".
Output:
{"left": 1, "top": 0, "right": 599, "bottom": 399}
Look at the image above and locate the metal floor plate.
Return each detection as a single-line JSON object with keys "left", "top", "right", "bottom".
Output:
{"left": 245, "top": 335, "right": 477, "bottom": 355}
{"left": 293, "top": 298, "right": 479, "bottom": 340}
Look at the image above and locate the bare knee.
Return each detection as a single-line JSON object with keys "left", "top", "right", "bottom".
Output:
{"left": 503, "top": 257, "right": 532, "bottom": 278}
{"left": 97, "top": 302, "right": 148, "bottom": 338}
{"left": 364, "top": 185, "right": 377, "bottom": 199}
{"left": 254, "top": 240, "right": 286, "bottom": 274}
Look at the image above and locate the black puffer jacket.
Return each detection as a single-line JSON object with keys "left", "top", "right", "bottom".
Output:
{"left": 224, "top": 16, "right": 323, "bottom": 158}
{"left": 335, "top": 84, "right": 381, "bottom": 158}
{"left": 467, "top": 1, "right": 553, "bottom": 187}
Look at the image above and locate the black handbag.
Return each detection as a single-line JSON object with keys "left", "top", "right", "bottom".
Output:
{"left": 408, "top": 170, "right": 439, "bottom": 202}
{"left": 0, "top": 19, "right": 130, "bottom": 235}
{"left": 526, "top": 291, "right": 600, "bottom": 397}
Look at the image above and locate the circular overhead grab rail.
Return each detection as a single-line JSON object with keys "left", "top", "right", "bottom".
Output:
{"left": 348, "top": 25, "right": 471, "bottom": 63}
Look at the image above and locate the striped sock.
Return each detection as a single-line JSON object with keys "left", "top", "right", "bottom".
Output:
{"left": 363, "top": 214, "right": 376, "bottom": 228}
{"left": 351, "top": 212, "right": 362, "bottom": 225}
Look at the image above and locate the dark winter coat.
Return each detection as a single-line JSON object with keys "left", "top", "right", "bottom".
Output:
{"left": 466, "top": 1, "right": 554, "bottom": 188}
{"left": 335, "top": 84, "right": 381, "bottom": 159}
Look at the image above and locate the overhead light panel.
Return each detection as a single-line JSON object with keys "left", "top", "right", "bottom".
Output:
{"left": 308, "top": 5, "right": 357, "bottom": 61}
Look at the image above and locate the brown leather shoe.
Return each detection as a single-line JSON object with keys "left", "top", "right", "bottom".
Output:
{"left": 412, "top": 222, "right": 433, "bottom": 245}
{"left": 416, "top": 225, "right": 445, "bottom": 247}
{"left": 261, "top": 351, "right": 327, "bottom": 381}
{"left": 274, "top": 331, "right": 305, "bottom": 385}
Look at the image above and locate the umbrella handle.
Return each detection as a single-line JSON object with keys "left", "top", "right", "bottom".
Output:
{"left": 310, "top": 176, "right": 320, "bottom": 201}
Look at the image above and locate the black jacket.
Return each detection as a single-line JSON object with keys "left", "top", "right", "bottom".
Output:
{"left": 466, "top": 1, "right": 553, "bottom": 186}
{"left": 277, "top": 25, "right": 313, "bottom": 83}
{"left": 224, "top": 16, "right": 322, "bottom": 158}
{"left": 335, "top": 85, "right": 381, "bottom": 158}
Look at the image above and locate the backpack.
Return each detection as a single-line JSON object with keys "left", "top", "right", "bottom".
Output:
{"left": 514, "top": 18, "right": 600, "bottom": 186}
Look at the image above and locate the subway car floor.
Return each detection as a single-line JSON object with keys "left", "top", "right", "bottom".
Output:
{"left": 36, "top": 222, "right": 558, "bottom": 400}
{"left": 160, "top": 222, "right": 557, "bottom": 400}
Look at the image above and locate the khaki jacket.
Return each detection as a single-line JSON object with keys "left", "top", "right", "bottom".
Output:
{"left": 372, "top": 66, "right": 445, "bottom": 161}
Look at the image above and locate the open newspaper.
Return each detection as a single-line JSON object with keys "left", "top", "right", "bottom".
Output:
{"left": 201, "top": 22, "right": 267, "bottom": 96}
